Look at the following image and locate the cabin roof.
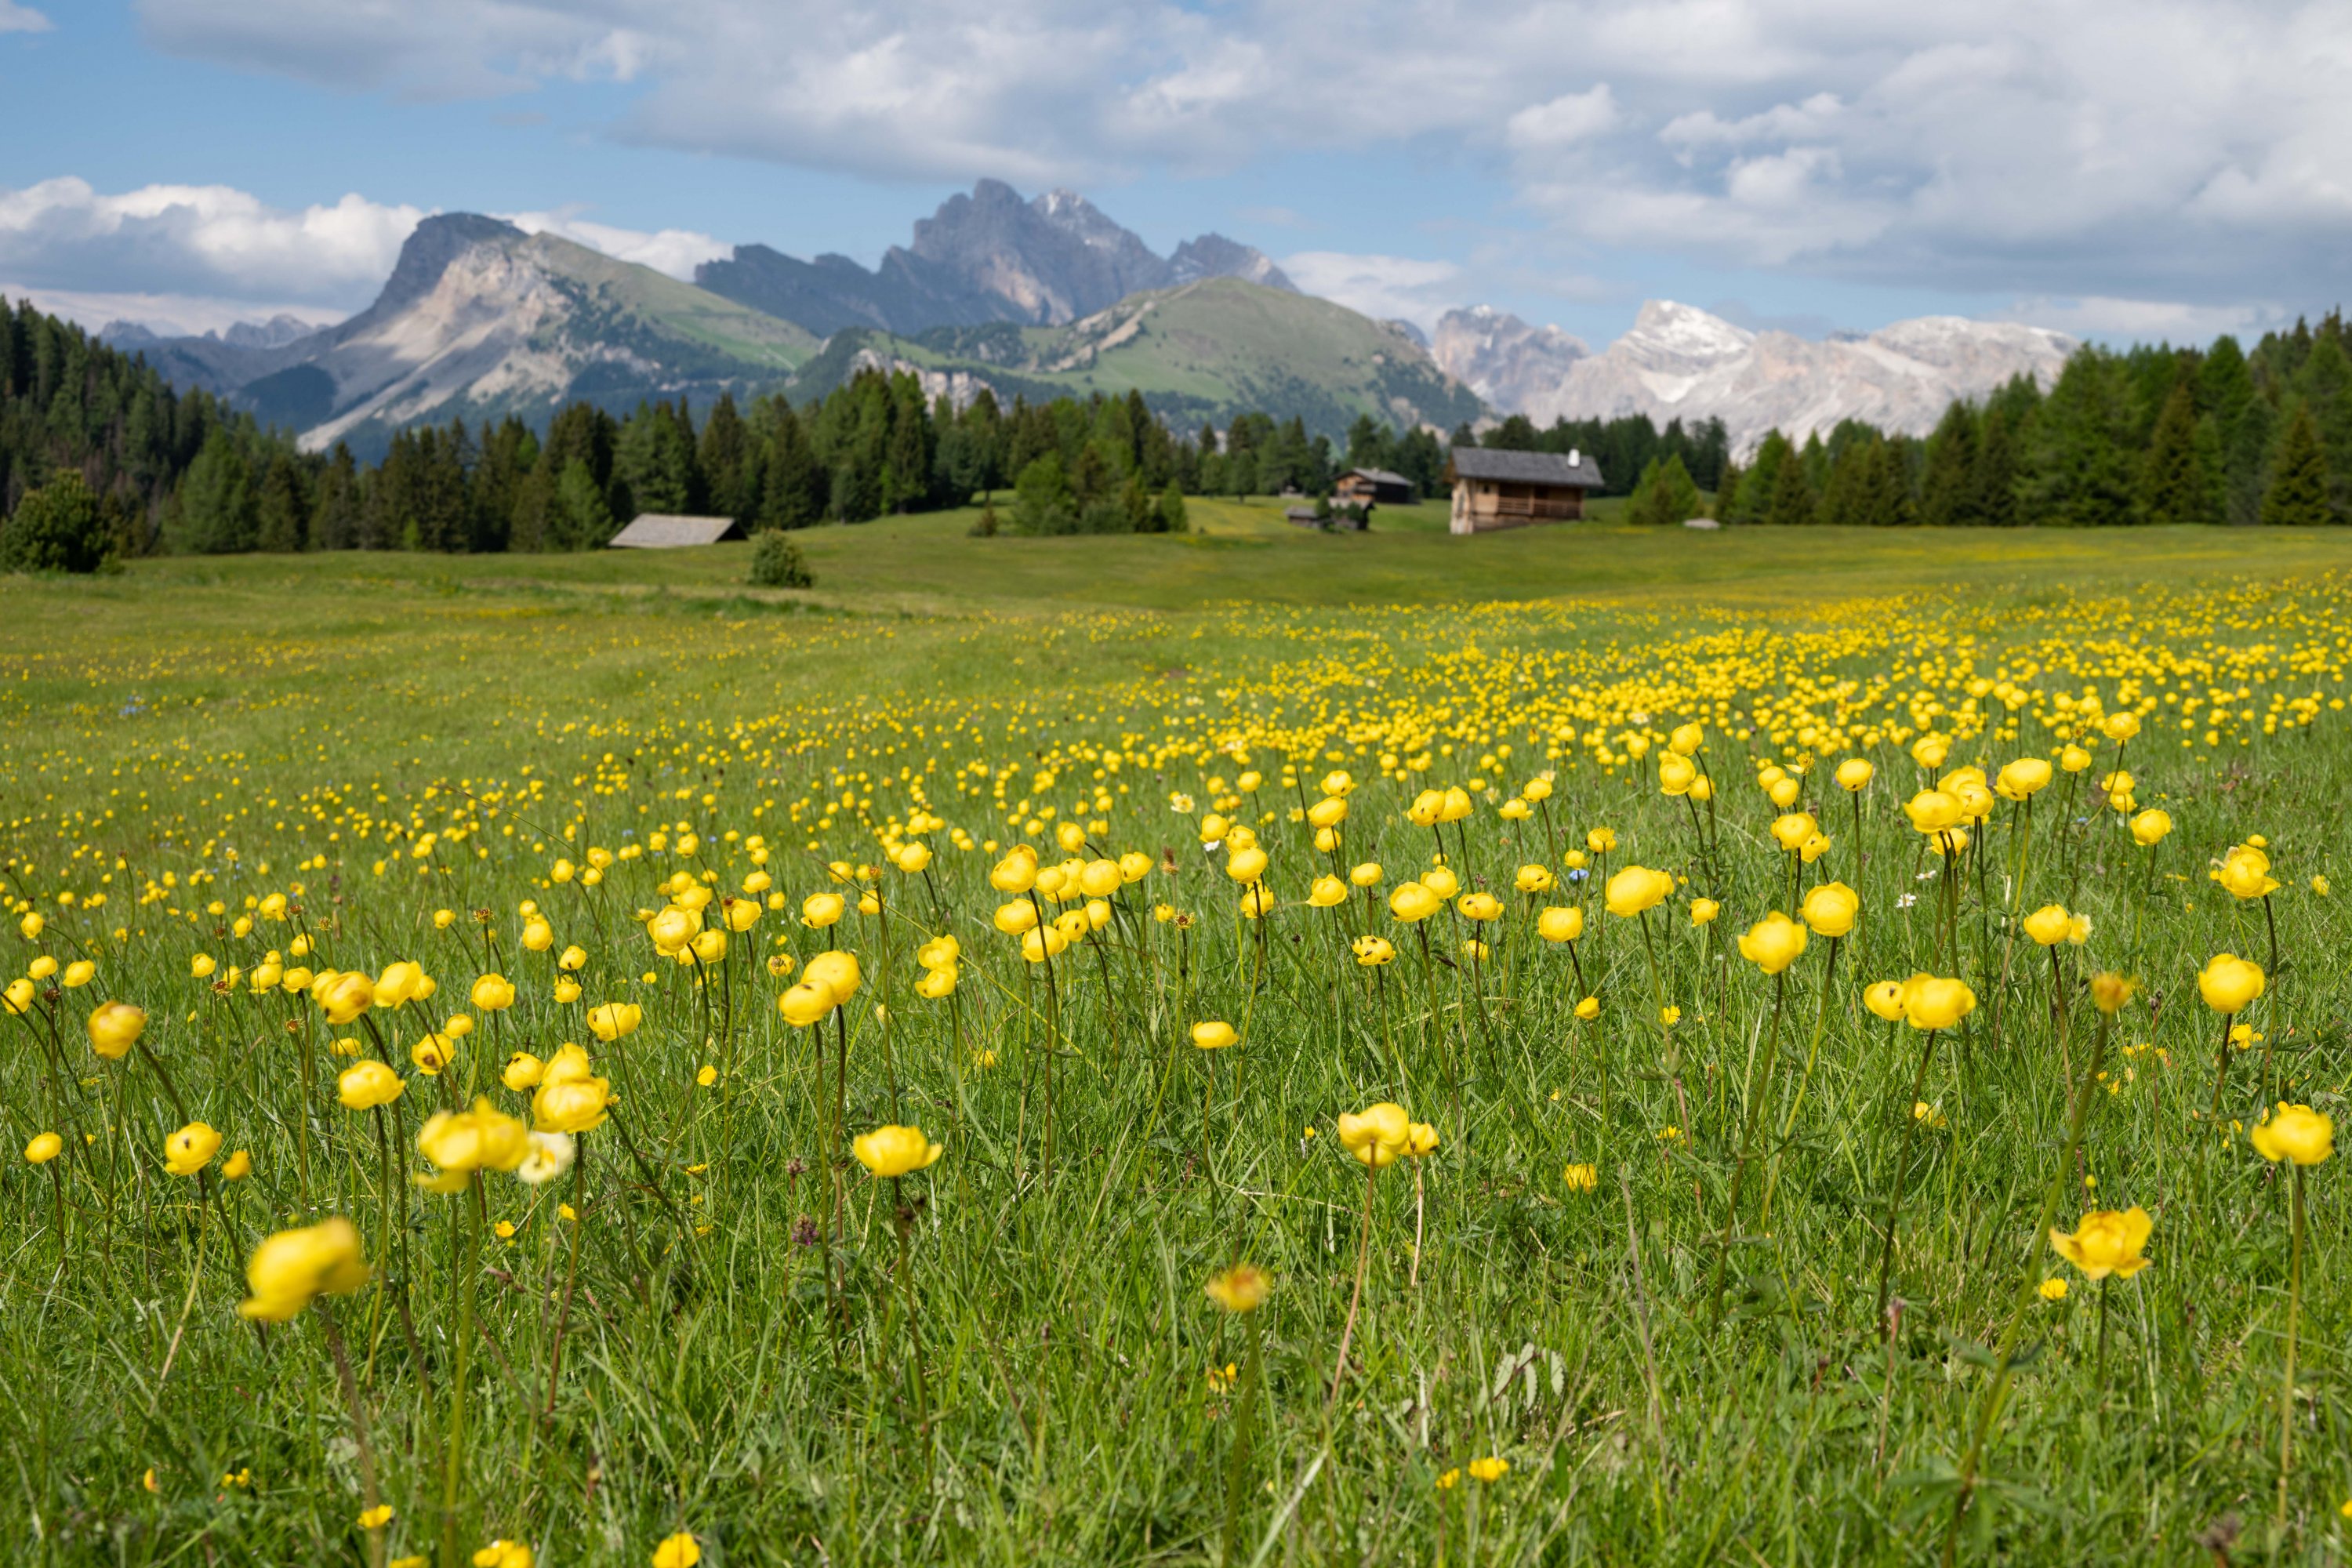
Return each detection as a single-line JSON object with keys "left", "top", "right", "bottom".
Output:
{"left": 1446, "top": 447, "right": 1603, "bottom": 489}
{"left": 607, "top": 514, "right": 746, "bottom": 548}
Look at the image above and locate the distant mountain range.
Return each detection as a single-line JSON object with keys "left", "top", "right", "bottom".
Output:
{"left": 89, "top": 180, "right": 2075, "bottom": 462}
{"left": 1430, "top": 299, "right": 2075, "bottom": 454}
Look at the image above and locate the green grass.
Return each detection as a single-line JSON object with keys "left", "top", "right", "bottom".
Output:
{"left": 3, "top": 530, "right": 2351, "bottom": 1566}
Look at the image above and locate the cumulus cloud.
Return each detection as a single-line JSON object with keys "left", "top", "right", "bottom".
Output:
{"left": 129, "top": 0, "right": 2352, "bottom": 318}
{"left": 1279, "top": 252, "right": 1461, "bottom": 330}
{"left": 0, "top": 178, "right": 745, "bottom": 334}
{"left": 0, "top": 2, "right": 51, "bottom": 33}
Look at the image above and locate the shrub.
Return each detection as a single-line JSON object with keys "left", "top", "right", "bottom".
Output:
{"left": 748, "top": 529, "right": 814, "bottom": 588}
{"left": 0, "top": 470, "right": 107, "bottom": 574}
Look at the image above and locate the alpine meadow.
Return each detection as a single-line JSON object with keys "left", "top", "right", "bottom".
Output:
{"left": 3, "top": 515, "right": 2352, "bottom": 1566}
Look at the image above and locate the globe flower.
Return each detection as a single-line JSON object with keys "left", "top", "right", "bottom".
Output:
{"left": 372, "top": 961, "right": 428, "bottom": 1009}
{"left": 1903, "top": 976, "right": 1976, "bottom": 1031}
{"left": 163, "top": 1121, "right": 222, "bottom": 1178}
{"left": 2021, "top": 905, "right": 2074, "bottom": 946}
{"left": 853, "top": 1124, "right": 945, "bottom": 1177}
{"left": 1658, "top": 754, "right": 1697, "bottom": 796}
{"left": 1798, "top": 881, "right": 1858, "bottom": 938}
{"left": 2212, "top": 846, "right": 2281, "bottom": 901}
{"left": 470, "top": 973, "right": 515, "bottom": 1012}
{"left": 61, "top": 959, "right": 93, "bottom": 989}
{"left": 586, "top": 1001, "right": 641, "bottom": 1042}
{"left": 1349, "top": 862, "right": 1384, "bottom": 888}
{"left": 222, "top": 1150, "right": 252, "bottom": 1180}
{"left": 801, "top": 949, "right": 861, "bottom": 1004}
{"left": 1574, "top": 996, "right": 1599, "bottom": 1020}
{"left": 915, "top": 964, "right": 958, "bottom": 1000}
{"left": 1338, "top": 1102, "right": 1410, "bottom": 1168}
{"left": 779, "top": 982, "right": 834, "bottom": 1026}
{"left": 1457, "top": 892, "right": 1502, "bottom": 922}
{"left": 1994, "top": 757, "right": 2053, "bottom": 800}
{"left": 994, "top": 899, "right": 1040, "bottom": 935}
{"left": 2197, "top": 953, "right": 2265, "bottom": 1014}
{"left": 1863, "top": 979, "right": 1909, "bottom": 1022}
{"left": 2060, "top": 743, "right": 2093, "bottom": 772}
{"left": 916, "top": 935, "right": 960, "bottom": 970}
{"left": 1204, "top": 1263, "right": 1270, "bottom": 1313}
{"left": 1835, "top": 757, "right": 1874, "bottom": 791}
{"left": 558, "top": 945, "right": 587, "bottom": 972}
{"left": 2129, "top": 809, "right": 2171, "bottom": 846}
{"left": 651, "top": 1532, "right": 702, "bottom": 1568}
{"left": 2049, "top": 1206, "right": 2153, "bottom": 1281}
{"left": 1587, "top": 828, "right": 1617, "bottom": 854}
{"left": 1405, "top": 1121, "right": 1439, "bottom": 1158}
{"left": 337, "top": 1059, "right": 406, "bottom": 1109}
{"left": 411, "top": 1033, "right": 456, "bottom": 1076}
{"left": 1769, "top": 812, "right": 1817, "bottom": 851}
{"left": 237, "top": 1217, "right": 370, "bottom": 1322}
{"left": 86, "top": 1000, "right": 146, "bottom": 1060}
{"left": 2249, "top": 1104, "right": 2334, "bottom": 1166}
{"left": 1602, "top": 866, "right": 1671, "bottom": 918}
{"left": 1352, "top": 935, "right": 1396, "bottom": 967}
{"left": 416, "top": 1099, "right": 531, "bottom": 1186}
{"left": 1226, "top": 846, "right": 1269, "bottom": 884}
{"left": 1308, "top": 875, "right": 1348, "bottom": 908}
{"left": 1192, "top": 1020, "right": 1239, "bottom": 1051}
{"left": 1536, "top": 906, "right": 1584, "bottom": 944}
{"left": 1388, "top": 882, "right": 1442, "bottom": 922}
{"left": 25, "top": 1131, "right": 63, "bottom": 1164}
{"left": 2101, "top": 711, "right": 2140, "bottom": 742}
{"left": 1735, "top": 913, "right": 1808, "bottom": 975}
{"left": 1690, "top": 898, "right": 1720, "bottom": 927}
{"left": 1514, "top": 864, "right": 1555, "bottom": 895}
{"left": 1421, "top": 865, "right": 1460, "bottom": 899}
{"left": 1904, "top": 791, "right": 1962, "bottom": 833}
{"left": 989, "top": 851, "right": 1037, "bottom": 894}
{"left": 533, "top": 1065, "right": 611, "bottom": 1134}
{"left": 5, "top": 978, "right": 40, "bottom": 1014}
{"left": 517, "top": 1130, "right": 577, "bottom": 1186}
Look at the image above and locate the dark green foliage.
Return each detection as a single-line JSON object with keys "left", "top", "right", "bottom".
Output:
{"left": 0, "top": 469, "right": 105, "bottom": 572}
{"left": 2260, "top": 403, "right": 2332, "bottom": 527}
{"left": 2018, "top": 347, "right": 2140, "bottom": 526}
{"left": 2140, "top": 381, "right": 2219, "bottom": 526}
{"left": 747, "top": 528, "right": 814, "bottom": 587}
{"left": 1625, "top": 453, "right": 1702, "bottom": 526}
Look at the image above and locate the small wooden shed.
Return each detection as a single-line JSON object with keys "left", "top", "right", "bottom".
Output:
{"left": 1334, "top": 467, "right": 1415, "bottom": 506}
{"left": 1445, "top": 448, "right": 1603, "bottom": 534}
{"left": 607, "top": 514, "right": 746, "bottom": 549}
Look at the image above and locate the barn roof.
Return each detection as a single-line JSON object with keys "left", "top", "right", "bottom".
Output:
{"left": 1341, "top": 466, "right": 1412, "bottom": 487}
{"left": 1446, "top": 447, "right": 1604, "bottom": 489}
{"left": 607, "top": 514, "right": 746, "bottom": 548}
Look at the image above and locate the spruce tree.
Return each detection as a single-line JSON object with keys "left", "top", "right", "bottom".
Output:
{"left": 1766, "top": 444, "right": 1817, "bottom": 526}
{"left": 2224, "top": 395, "right": 2275, "bottom": 526}
{"left": 2140, "top": 381, "right": 2216, "bottom": 526}
{"left": 1969, "top": 407, "right": 2020, "bottom": 527}
{"left": 1916, "top": 402, "right": 1977, "bottom": 527}
{"left": 2260, "top": 403, "right": 2332, "bottom": 527}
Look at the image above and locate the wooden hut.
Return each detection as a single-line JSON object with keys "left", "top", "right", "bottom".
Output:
{"left": 1444, "top": 448, "right": 1602, "bottom": 534}
{"left": 1334, "top": 466, "right": 1415, "bottom": 506}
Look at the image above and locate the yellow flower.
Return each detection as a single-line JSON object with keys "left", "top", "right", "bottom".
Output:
{"left": 25, "top": 1131, "right": 63, "bottom": 1164}
{"left": 1658, "top": 753, "right": 1697, "bottom": 796}
{"left": 358, "top": 1504, "right": 395, "bottom": 1530}
{"left": 853, "top": 1124, "right": 945, "bottom": 1177}
{"left": 412, "top": 1032, "right": 457, "bottom": 1076}
{"left": 1337, "top": 1102, "right": 1410, "bottom": 1168}
{"left": 1468, "top": 1457, "right": 1509, "bottom": 1483}
{"left": 1388, "top": 882, "right": 1442, "bottom": 922}
{"left": 2313, "top": 874, "right": 2332, "bottom": 897}
{"left": 337, "top": 1059, "right": 406, "bottom": 1109}
{"left": 2196, "top": 953, "right": 2265, "bottom": 1014}
{"left": 502, "top": 1051, "right": 546, "bottom": 1091}
{"left": 1574, "top": 996, "right": 1599, "bottom": 1021}
{"left": 1457, "top": 891, "right": 1502, "bottom": 922}
{"left": 416, "top": 1099, "right": 531, "bottom": 1179}
{"left": 533, "top": 1061, "right": 612, "bottom": 1134}
{"left": 1349, "top": 862, "right": 1384, "bottom": 887}
{"left": 469, "top": 973, "right": 515, "bottom": 1011}
{"left": 222, "top": 1149, "right": 252, "bottom": 1180}
{"left": 60, "top": 959, "right": 93, "bottom": 988}
{"left": 1835, "top": 757, "right": 1874, "bottom": 791}
{"left": 1308, "top": 875, "right": 1348, "bottom": 907}
{"left": 2211, "top": 845, "right": 2281, "bottom": 900}
{"left": 1769, "top": 812, "right": 1817, "bottom": 852}
{"left": 2249, "top": 1103, "right": 2334, "bottom": 1166}
{"left": 2049, "top": 1206, "right": 2153, "bottom": 1281}
{"left": 2129, "top": 808, "right": 2171, "bottom": 846}
{"left": 372, "top": 960, "right": 428, "bottom": 1010}
{"left": 2038, "top": 1277, "right": 2068, "bottom": 1302}
{"left": 1735, "top": 912, "right": 1808, "bottom": 975}
{"left": 1405, "top": 1121, "right": 1439, "bottom": 1158}
{"left": 472, "top": 1541, "right": 532, "bottom": 1568}
{"left": 238, "top": 1216, "right": 369, "bottom": 1322}
{"left": 1437, "top": 1469, "right": 1461, "bottom": 1490}
{"left": 804, "top": 949, "right": 862, "bottom": 1004}
{"left": 2089, "top": 972, "right": 2136, "bottom": 1014}
{"left": 1994, "top": 757, "right": 2053, "bottom": 800}
{"left": 558, "top": 944, "right": 587, "bottom": 971}
{"left": 651, "top": 1533, "right": 702, "bottom": 1568}
{"left": 648, "top": 906, "right": 702, "bottom": 953}
{"left": 1602, "top": 865, "right": 1671, "bottom": 918}
{"left": 163, "top": 1121, "right": 221, "bottom": 1177}
{"left": 1586, "top": 827, "right": 1617, "bottom": 854}
{"left": 1903, "top": 975, "right": 1976, "bottom": 1031}
{"left": 586, "top": 1001, "right": 642, "bottom": 1042}
{"left": 2020, "top": 904, "right": 2072, "bottom": 946}
{"left": 1536, "top": 906, "right": 1584, "bottom": 943}
{"left": 1352, "top": 935, "right": 1396, "bottom": 967}
{"left": 1192, "top": 1020, "right": 1238, "bottom": 1051}
{"left": 1204, "top": 1263, "right": 1270, "bottom": 1312}
{"left": 1690, "top": 898, "right": 1719, "bottom": 927}
{"left": 915, "top": 964, "right": 959, "bottom": 1000}
{"left": 86, "top": 1000, "right": 146, "bottom": 1059}
{"left": 1904, "top": 790, "right": 1962, "bottom": 833}
{"left": 1562, "top": 1162, "right": 1597, "bottom": 1192}
{"left": 1798, "top": 881, "right": 1857, "bottom": 938}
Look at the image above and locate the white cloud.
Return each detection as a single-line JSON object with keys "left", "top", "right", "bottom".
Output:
{"left": 1991, "top": 295, "right": 2292, "bottom": 343}
{"left": 1279, "top": 252, "right": 1461, "bottom": 329}
{"left": 103, "top": 0, "right": 2352, "bottom": 318}
{"left": 0, "top": 2, "right": 51, "bottom": 33}
{"left": 501, "top": 211, "right": 727, "bottom": 280}
{"left": 0, "top": 281, "right": 340, "bottom": 339}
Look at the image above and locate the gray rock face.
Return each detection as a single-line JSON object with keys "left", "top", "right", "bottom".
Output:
{"left": 1435, "top": 299, "right": 2074, "bottom": 453}
{"left": 697, "top": 181, "right": 1294, "bottom": 335}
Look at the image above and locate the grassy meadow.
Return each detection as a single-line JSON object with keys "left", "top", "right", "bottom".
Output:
{"left": 5, "top": 518, "right": 2352, "bottom": 1566}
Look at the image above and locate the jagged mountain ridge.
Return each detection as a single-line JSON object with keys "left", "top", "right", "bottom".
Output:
{"left": 1434, "top": 299, "right": 2074, "bottom": 453}
{"left": 692, "top": 179, "right": 1294, "bottom": 337}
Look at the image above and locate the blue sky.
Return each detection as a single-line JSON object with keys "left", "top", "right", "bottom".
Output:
{"left": 3, "top": 1, "right": 2346, "bottom": 347}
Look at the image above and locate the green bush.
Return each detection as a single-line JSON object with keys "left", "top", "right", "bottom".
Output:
{"left": 748, "top": 528, "right": 814, "bottom": 588}
{"left": 1, "top": 470, "right": 107, "bottom": 574}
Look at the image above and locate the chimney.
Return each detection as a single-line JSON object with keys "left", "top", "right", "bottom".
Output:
{"left": 1567, "top": 448, "right": 1581, "bottom": 468}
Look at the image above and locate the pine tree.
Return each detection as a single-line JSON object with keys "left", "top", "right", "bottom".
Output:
{"left": 2223, "top": 395, "right": 2276, "bottom": 526}
{"left": 1627, "top": 454, "right": 1700, "bottom": 525}
{"left": 1766, "top": 442, "right": 1817, "bottom": 526}
{"left": 1971, "top": 408, "right": 2020, "bottom": 527}
{"left": 2140, "top": 381, "right": 2218, "bottom": 526}
{"left": 2260, "top": 403, "right": 2332, "bottom": 527}
{"left": 1737, "top": 433, "right": 1795, "bottom": 525}
{"left": 1711, "top": 462, "right": 1742, "bottom": 521}
{"left": 177, "top": 430, "right": 259, "bottom": 553}
{"left": 2018, "top": 347, "right": 2138, "bottom": 525}
{"left": 256, "top": 451, "right": 307, "bottom": 551}
{"left": 1916, "top": 402, "right": 1977, "bottom": 527}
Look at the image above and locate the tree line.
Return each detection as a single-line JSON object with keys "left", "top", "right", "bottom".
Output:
{"left": 1622, "top": 314, "right": 2352, "bottom": 528}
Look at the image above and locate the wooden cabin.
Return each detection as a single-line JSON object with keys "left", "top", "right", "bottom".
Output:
{"left": 607, "top": 514, "right": 747, "bottom": 549}
{"left": 1334, "top": 466, "right": 1415, "bottom": 506}
{"left": 1445, "top": 448, "right": 1603, "bottom": 534}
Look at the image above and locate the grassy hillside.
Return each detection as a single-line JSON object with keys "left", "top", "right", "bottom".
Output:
{"left": 793, "top": 278, "right": 1485, "bottom": 438}
{"left": 529, "top": 235, "right": 820, "bottom": 373}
